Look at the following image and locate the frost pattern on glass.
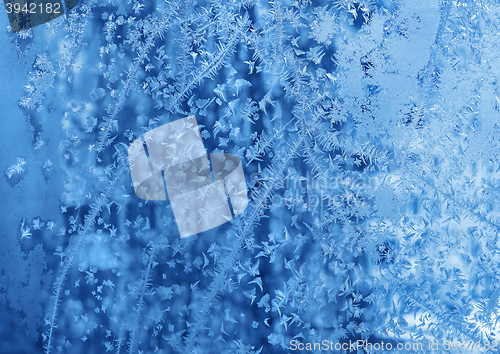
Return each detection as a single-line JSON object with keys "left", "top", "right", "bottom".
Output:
{"left": 2, "top": 0, "right": 500, "bottom": 353}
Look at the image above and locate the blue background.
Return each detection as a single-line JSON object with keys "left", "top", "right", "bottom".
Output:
{"left": 1, "top": 0, "right": 499, "bottom": 353}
